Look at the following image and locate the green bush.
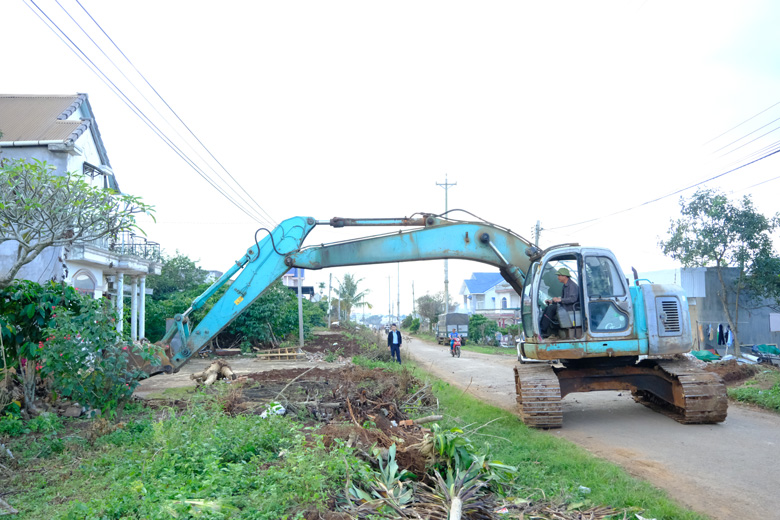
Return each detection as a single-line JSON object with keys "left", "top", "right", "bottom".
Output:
{"left": 469, "top": 314, "right": 498, "bottom": 344}
{"left": 0, "top": 280, "right": 85, "bottom": 364}
{"left": 41, "top": 298, "right": 161, "bottom": 415}
{"left": 409, "top": 317, "right": 421, "bottom": 333}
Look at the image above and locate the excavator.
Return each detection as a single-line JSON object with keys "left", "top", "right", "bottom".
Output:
{"left": 152, "top": 212, "right": 727, "bottom": 428}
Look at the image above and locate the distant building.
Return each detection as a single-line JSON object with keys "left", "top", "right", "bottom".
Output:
{"left": 0, "top": 93, "right": 162, "bottom": 341}
{"left": 282, "top": 267, "right": 315, "bottom": 300}
{"left": 459, "top": 272, "right": 520, "bottom": 326}
{"left": 642, "top": 267, "right": 780, "bottom": 349}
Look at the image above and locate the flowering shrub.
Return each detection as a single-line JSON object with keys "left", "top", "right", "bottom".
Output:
{"left": 40, "top": 298, "right": 161, "bottom": 416}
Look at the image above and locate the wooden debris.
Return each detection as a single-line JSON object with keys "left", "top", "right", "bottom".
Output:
{"left": 0, "top": 496, "right": 17, "bottom": 516}
{"left": 190, "top": 360, "right": 237, "bottom": 385}
{"left": 399, "top": 414, "right": 443, "bottom": 427}
{"left": 256, "top": 347, "right": 305, "bottom": 361}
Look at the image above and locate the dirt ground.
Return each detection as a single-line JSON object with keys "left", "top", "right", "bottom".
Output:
{"left": 404, "top": 337, "right": 780, "bottom": 520}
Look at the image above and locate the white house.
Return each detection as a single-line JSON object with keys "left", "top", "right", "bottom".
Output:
{"left": 0, "top": 93, "right": 161, "bottom": 341}
{"left": 459, "top": 272, "right": 521, "bottom": 327}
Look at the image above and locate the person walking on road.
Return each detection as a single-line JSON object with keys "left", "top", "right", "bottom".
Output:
{"left": 387, "top": 323, "right": 402, "bottom": 364}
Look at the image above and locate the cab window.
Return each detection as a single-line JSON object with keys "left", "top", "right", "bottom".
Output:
{"left": 584, "top": 256, "right": 625, "bottom": 297}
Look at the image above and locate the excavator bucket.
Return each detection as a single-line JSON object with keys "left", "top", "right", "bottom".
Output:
{"left": 127, "top": 344, "right": 174, "bottom": 377}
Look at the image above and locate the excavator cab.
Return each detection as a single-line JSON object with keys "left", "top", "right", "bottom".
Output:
{"left": 521, "top": 246, "right": 636, "bottom": 357}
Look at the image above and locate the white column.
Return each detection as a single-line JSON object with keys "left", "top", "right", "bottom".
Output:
{"left": 130, "top": 276, "right": 138, "bottom": 342}
{"left": 116, "top": 274, "right": 124, "bottom": 335}
{"left": 139, "top": 276, "right": 146, "bottom": 340}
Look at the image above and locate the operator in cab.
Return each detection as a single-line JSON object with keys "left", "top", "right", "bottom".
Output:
{"left": 540, "top": 267, "right": 579, "bottom": 338}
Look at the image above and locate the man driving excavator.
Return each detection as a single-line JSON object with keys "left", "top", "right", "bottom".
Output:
{"left": 540, "top": 267, "right": 579, "bottom": 338}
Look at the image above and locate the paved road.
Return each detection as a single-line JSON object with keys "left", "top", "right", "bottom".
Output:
{"left": 403, "top": 337, "right": 780, "bottom": 520}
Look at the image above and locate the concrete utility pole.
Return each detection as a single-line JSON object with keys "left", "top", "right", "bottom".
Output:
{"left": 436, "top": 174, "right": 457, "bottom": 313}
{"left": 388, "top": 276, "right": 392, "bottom": 324}
{"left": 534, "top": 220, "right": 542, "bottom": 247}
{"left": 296, "top": 269, "right": 304, "bottom": 347}
{"left": 327, "top": 273, "right": 332, "bottom": 328}
{"left": 397, "top": 263, "right": 401, "bottom": 325}
{"left": 412, "top": 281, "right": 415, "bottom": 318}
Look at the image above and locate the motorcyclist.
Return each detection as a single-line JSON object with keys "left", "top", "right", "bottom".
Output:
{"left": 449, "top": 328, "right": 460, "bottom": 354}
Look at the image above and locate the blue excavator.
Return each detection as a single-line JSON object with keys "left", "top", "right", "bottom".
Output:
{"left": 153, "top": 213, "right": 727, "bottom": 428}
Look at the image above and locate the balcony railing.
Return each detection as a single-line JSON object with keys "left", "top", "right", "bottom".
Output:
{"left": 81, "top": 232, "right": 162, "bottom": 263}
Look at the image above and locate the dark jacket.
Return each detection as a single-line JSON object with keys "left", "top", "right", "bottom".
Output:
{"left": 387, "top": 330, "right": 402, "bottom": 346}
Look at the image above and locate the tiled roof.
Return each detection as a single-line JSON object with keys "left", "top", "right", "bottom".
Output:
{"left": 463, "top": 272, "right": 504, "bottom": 294}
{"left": 0, "top": 94, "right": 88, "bottom": 143}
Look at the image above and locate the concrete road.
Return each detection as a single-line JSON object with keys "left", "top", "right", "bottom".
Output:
{"left": 403, "top": 337, "right": 780, "bottom": 520}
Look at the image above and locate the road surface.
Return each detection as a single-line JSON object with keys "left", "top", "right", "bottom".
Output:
{"left": 403, "top": 337, "right": 780, "bottom": 520}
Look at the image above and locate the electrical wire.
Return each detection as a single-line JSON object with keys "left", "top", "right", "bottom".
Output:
{"left": 72, "top": 0, "right": 277, "bottom": 227}
{"left": 24, "top": 0, "right": 273, "bottom": 226}
{"left": 53, "top": 0, "right": 274, "bottom": 226}
{"left": 547, "top": 146, "right": 780, "bottom": 231}
{"left": 703, "top": 99, "right": 780, "bottom": 145}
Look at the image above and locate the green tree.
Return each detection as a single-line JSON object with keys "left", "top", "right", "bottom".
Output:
{"left": 416, "top": 292, "right": 451, "bottom": 331}
{"left": 469, "top": 314, "right": 499, "bottom": 344}
{"left": 0, "top": 158, "right": 154, "bottom": 289}
{"left": 660, "top": 189, "right": 780, "bottom": 356}
{"left": 335, "top": 274, "right": 371, "bottom": 322}
{"left": 146, "top": 251, "right": 209, "bottom": 300}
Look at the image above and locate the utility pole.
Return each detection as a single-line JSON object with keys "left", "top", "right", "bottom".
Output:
{"left": 534, "top": 220, "right": 542, "bottom": 247}
{"left": 436, "top": 174, "right": 456, "bottom": 313}
{"left": 397, "top": 263, "right": 401, "bottom": 325}
{"left": 388, "top": 276, "right": 392, "bottom": 325}
{"left": 296, "top": 269, "right": 304, "bottom": 347}
{"left": 327, "top": 273, "right": 332, "bottom": 328}
{"left": 412, "top": 281, "right": 415, "bottom": 318}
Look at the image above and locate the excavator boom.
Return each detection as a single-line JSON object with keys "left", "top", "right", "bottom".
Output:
{"left": 157, "top": 213, "right": 536, "bottom": 372}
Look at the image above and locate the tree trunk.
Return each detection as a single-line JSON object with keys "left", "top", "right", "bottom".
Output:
{"left": 715, "top": 266, "right": 741, "bottom": 357}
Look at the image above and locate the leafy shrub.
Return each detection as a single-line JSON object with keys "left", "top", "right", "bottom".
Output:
{"left": 27, "top": 412, "right": 63, "bottom": 433}
{"left": 0, "top": 412, "right": 28, "bottom": 436}
{"left": 409, "top": 317, "right": 421, "bottom": 333}
{"left": 0, "top": 280, "right": 84, "bottom": 364}
{"left": 41, "top": 298, "right": 161, "bottom": 416}
{"left": 469, "top": 314, "right": 499, "bottom": 344}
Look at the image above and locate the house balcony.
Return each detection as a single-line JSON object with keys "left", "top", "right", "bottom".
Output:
{"left": 68, "top": 232, "right": 162, "bottom": 276}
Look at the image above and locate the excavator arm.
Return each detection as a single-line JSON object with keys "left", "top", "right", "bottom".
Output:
{"left": 155, "top": 213, "right": 538, "bottom": 373}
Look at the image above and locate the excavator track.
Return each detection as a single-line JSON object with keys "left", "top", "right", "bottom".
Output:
{"left": 631, "top": 359, "right": 728, "bottom": 424}
{"left": 513, "top": 364, "right": 563, "bottom": 429}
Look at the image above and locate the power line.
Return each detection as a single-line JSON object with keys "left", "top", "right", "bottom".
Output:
{"left": 703, "top": 99, "right": 780, "bottom": 145}
{"left": 25, "top": 0, "right": 274, "bottom": 225}
{"left": 547, "top": 146, "right": 780, "bottom": 231}
{"left": 54, "top": 0, "right": 274, "bottom": 226}
{"left": 72, "top": 0, "right": 276, "bottom": 226}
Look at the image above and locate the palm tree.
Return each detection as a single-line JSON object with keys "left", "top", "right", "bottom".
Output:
{"left": 337, "top": 273, "right": 372, "bottom": 322}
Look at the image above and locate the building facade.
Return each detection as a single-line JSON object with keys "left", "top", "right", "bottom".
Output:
{"left": 0, "top": 93, "right": 161, "bottom": 341}
{"left": 643, "top": 267, "right": 780, "bottom": 350}
{"left": 459, "top": 272, "right": 521, "bottom": 327}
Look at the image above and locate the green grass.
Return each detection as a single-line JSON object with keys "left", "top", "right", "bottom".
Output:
{"left": 728, "top": 368, "right": 780, "bottom": 412}
{"left": 3, "top": 390, "right": 365, "bottom": 520}
{"left": 416, "top": 367, "right": 707, "bottom": 520}
{"left": 461, "top": 343, "right": 517, "bottom": 355}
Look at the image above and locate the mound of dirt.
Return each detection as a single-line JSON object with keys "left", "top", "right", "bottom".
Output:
{"left": 704, "top": 359, "right": 762, "bottom": 384}
{"left": 228, "top": 365, "right": 437, "bottom": 474}
{"left": 303, "top": 329, "right": 366, "bottom": 357}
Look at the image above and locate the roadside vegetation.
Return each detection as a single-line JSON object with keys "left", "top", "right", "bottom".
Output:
{"left": 728, "top": 365, "right": 780, "bottom": 412}
{"left": 1, "top": 347, "right": 706, "bottom": 519}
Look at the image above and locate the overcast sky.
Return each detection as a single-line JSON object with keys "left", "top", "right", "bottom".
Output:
{"left": 3, "top": 0, "right": 780, "bottom": 316}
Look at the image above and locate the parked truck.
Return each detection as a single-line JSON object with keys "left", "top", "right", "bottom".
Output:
{"left": 436, "top": 312, "right": 469, "bottom": 345}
